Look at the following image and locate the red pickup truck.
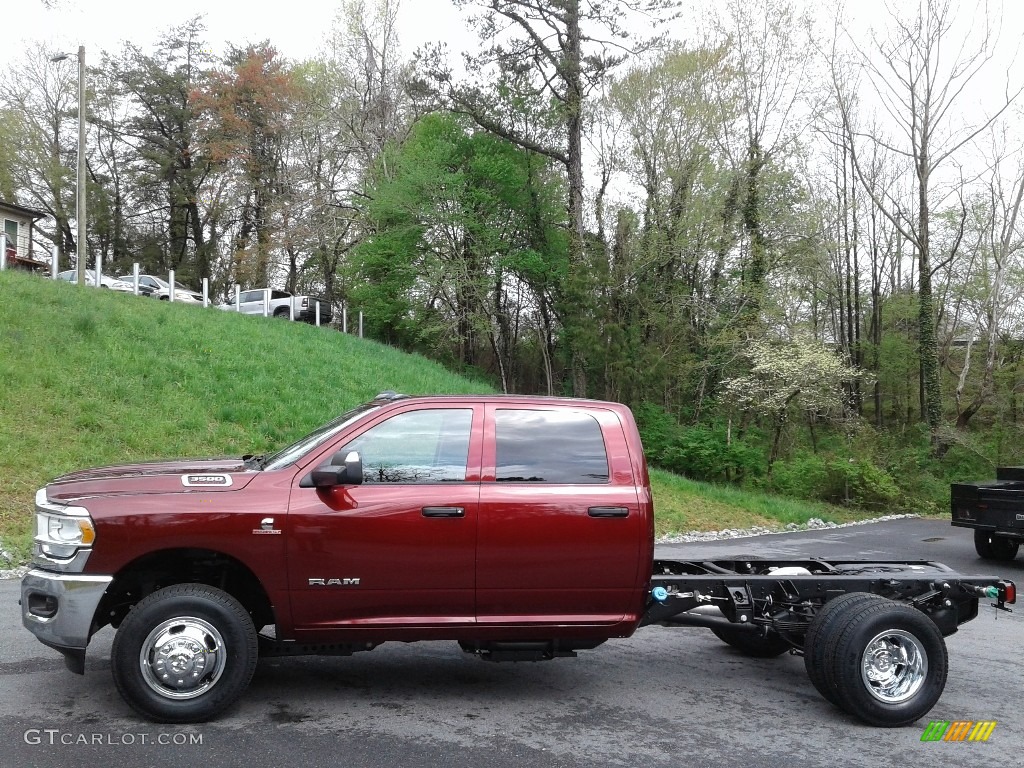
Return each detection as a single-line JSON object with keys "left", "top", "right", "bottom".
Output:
{"left": 21, "top": 393, "right": 1015, "bottom": 727}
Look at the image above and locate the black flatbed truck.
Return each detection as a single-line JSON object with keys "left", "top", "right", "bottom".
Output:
{"left": 952, "top": 466, "right": 1024, "bottom": 561}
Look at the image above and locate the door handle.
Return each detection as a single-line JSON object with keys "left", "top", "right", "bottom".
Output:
{"left": 422, "top": 506, "right": 465, "bottom": 518}
{"left": 588, "top": 506, "right": 630, "bottom": 518}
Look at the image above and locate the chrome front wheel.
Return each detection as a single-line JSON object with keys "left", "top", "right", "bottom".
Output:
{"left": 140, "top": 616, "right": 227, "bottom": 700}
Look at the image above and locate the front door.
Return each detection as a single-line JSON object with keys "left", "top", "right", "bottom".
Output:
{"left": 286, "top": 405, "right": 482, "bottom": 636}
{"left": 238, "top": 289, "right": 266, "bottom": 315}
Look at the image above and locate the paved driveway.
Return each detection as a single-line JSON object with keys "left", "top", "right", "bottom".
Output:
{"left": 2, "top": 518, "right": 1022, "bottom": 768}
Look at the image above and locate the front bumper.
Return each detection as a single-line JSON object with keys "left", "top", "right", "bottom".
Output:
{"left": 21, "top": 569, "right": 112, "bottom": 674}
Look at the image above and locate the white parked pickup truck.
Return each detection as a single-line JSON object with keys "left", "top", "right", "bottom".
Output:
{"left": 219, "top": 288, "right": 333, "bottom": 324}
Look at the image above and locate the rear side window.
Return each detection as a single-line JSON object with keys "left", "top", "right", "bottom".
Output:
{"left": 495, "top": 409, "right": 609, "bottom": 483}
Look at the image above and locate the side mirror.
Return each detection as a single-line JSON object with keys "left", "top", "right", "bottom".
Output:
{"left": 304, "top": 451, "right": 363, "bottom": 488}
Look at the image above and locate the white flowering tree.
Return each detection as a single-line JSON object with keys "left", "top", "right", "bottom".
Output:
{"left": 724, "top": 338, "right": 870, "bottom": 470}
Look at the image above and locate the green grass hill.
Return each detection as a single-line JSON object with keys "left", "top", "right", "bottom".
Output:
{"left": 0, "top": 270, "right": 877, "bottom": 564}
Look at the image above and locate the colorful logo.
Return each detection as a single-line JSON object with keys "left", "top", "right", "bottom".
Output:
{"left": 921, "top": 721, "right": 997, "bottom": 742}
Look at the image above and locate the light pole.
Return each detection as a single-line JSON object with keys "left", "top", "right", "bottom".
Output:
{"left": 51, "top": 46, "right": 87, "bottom": 287}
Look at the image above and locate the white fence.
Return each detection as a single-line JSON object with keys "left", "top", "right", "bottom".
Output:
{"left": 1, "top": 249, "right": 362, "bottom": 335}
{"left": 224, "top": 285, "right": 361, "bottom": 334}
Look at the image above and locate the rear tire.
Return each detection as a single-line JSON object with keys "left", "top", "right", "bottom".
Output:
{"left": 111, "top": 584, "right": 257, "bottom": 723}
{"left": 825, "top": 597, "right": 947, "bottom": 727}
{"left": 804, "top": 592, "right": 879, "bottom": 706}
{"left": 974, "top": 530, "right": 1019, "bottom": 561}
{"left": 710, "top": 626, "right": 791, "bottom": 657}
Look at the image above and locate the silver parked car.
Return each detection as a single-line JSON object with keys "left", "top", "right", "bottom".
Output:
{"left": 118, "top": 274, "right": 204, "bottom": 303}
{"left": 55, "top": 270, "right": 134, "bottom": 292}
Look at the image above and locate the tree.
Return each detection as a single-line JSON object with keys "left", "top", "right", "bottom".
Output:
{"left": 352, "top": 112, "right": 567, "bottom": 391}
{"left": 951, "top": 129, "right": 1024, "bottom": 429}
{"left": 0, "top": 109, "right": 17, "bottom": 200}
{"left": 196, "top": 43, "right": 298, "bottom": 287}
{"left": 0, "top": 43, "right": 83, "bottom": 267}
{"left": 827, "top": 0, "right": 1022, "bottom": 451}
{"left": 98, "top": 18, "right": 217, "bottom": 280}
{"left": 331, "top": 0, "right": 409, "bottom": 167}
{"left": 283, "top": 0, "right": 415, "bottom": 303}
{"left": 723, "top": 337, "right": 868, "bottom": 470}
{"left": 603, "top": 44, "right": 739, "bottom": 416}
{"left": 710, "top": 0, "right": 817, "bottom": 328}
{"left": 430, "top": 0, "right": 678, "bottom": 396}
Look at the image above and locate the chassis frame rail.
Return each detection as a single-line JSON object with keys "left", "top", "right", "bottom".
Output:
{"left": 641, "top": 557, "right": 1014, "bottom": 640}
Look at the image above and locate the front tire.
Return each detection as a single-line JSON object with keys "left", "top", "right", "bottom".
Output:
{"left": 825, "top": 597, "right": 947, "bottom": 727}
{"left": 974, "top": 530, "right": 1019, "bottom": 561}
{"left": 111, "top": 584, "right": 258, "bottom": 723}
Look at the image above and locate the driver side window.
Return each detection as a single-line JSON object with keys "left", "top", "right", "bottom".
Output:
{"left": 341, "top": 408, "right": 473, "bottom": 484}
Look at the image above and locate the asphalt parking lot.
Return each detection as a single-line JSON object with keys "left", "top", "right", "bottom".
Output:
{"left": 2, "top": 518, "right": 1022, "bottom": 768}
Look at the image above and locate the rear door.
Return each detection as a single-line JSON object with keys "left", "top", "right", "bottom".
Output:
{"left": 476, "top": 405, "right": 643, "bottom": 626}
{"left": 238, "top": 289, "right": 264, "bottom": 315}
{"left": 286, "top": 404, "right": 483, "bottom": 634}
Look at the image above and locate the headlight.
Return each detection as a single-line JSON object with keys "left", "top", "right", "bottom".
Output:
{"left": 34, "top": 488, "right": 96, "bottom": 569}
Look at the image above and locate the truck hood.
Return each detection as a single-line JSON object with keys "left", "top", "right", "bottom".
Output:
{"left": 46, "top": 458, "right": 258, "bottom": 502}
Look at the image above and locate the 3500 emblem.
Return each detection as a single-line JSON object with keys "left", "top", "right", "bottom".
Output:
{"left": 181, "top": 474, "right": 232, "bottom": 487}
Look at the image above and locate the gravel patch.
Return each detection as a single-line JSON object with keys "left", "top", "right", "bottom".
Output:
{"left": 656, "top": 514, "right": 921, "bottom": 543}
{"left": 0, "top": 540, "right": 29, "bottom": 580}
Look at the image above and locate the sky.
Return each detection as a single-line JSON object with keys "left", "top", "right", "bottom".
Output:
{"left": 0, "top": 0, "right": 468, "bottom": 68}
{"left": 5, "top": 0, "right": 1020, "bottom": 94}
{"left": 3, "top": 0, "right": 1022, "bottom": 178}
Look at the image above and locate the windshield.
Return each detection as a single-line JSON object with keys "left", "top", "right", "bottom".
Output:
{"left": 145, "top": 276, "right": 195, "bottom": 292}
{"left": 262, "top": 404, "right": 379, "bottom": 471}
